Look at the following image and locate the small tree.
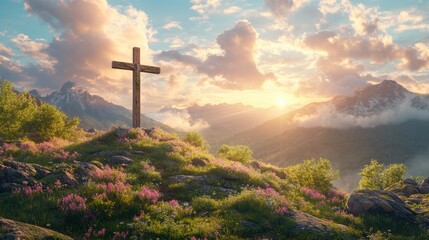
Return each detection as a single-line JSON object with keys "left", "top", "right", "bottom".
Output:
{"left": 285, "top": 158, "right": 339, "bottom": 193}
{"left": 217, "top": 144, "right": 253, "bottom": 164}
{"left": 182, "top": 131, "right": 209, "bottom": 151}
{"left": 358, "top": 160, "right": 407, "bottom": 190}
{"left": 0, "top": 80, "right": 36, "bottom": 140}
{"left": 29, "top": 104, "right": 79, "bottom": 141}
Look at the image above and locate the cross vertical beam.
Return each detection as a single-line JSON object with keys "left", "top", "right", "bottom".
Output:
{"left": 132, "top": 47, "right": 140, "bottom": 128}
{"left": 112, "top": 47, "right": 161, "bottom": 128}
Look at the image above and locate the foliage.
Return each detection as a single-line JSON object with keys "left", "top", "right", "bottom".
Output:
{"left": 217, "top": 144, "right": 253, "bottom": 164}
{"left": 358, "top": 160, "right": 407, "bottom": 190}
{"left": 182, "top": 131, "right": 210, "bottom": 151}
{"left": 285, "top": 158, "right": 339, "bottom": 193}
{"left": 0, "top": 80, "right": 79, "bottom": 141}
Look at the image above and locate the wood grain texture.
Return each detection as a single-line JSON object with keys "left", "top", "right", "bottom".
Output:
{"left": 111, "top": 47, "right": 161, "bottom": 128}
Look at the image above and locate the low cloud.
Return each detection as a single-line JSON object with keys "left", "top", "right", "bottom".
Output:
{"left": 148, "top": 110, "right": 209, "bottom": 131}
{"left": 294, "top": 97, "right": 429, "bottom": 128}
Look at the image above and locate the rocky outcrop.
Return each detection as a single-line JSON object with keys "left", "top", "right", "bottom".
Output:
{"left": 346, "top": 190, "right": 416, "bottom": 222}
{"left": 106, "top": 155, "right": 133, "bottom": 166}
{"left": 386, "top": 178, "right": 421, "bottom": 197}
{"left": 0, "top": 217, "right": 73, "bottom": 240}
{"left": 290, "top": 211, "right": 354, "bottom": 238}
{"left": 0, "top": 161, "right": 51, "bottom": 192}
{"left": 420, "top": 177, "right": 429, "bottom": 194}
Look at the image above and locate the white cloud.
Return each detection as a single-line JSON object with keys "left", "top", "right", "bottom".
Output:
{"left": 294, "top": 97, "right": 429, "bottom": 129}
{"left": 163, "top": 21, "right": 183, "bottom": 30}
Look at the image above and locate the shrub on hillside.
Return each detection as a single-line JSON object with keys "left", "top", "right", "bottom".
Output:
{"left": 358, "top": 159, "right": 407, "bottom": 190}
{"left": 0, "top": 80, "right": 79, "bottom": 141}
{"left": 182, "top": 131, "right": 210, "bottom": 151}
{"left": 285, "top": 158, "right": 338, "bottom": 193}
{"left": 217, "top": 144, "right": 254, "bottom": 164}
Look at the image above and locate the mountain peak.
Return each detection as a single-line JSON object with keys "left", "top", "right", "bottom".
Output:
{"left": 60, "top": 81, "right": 76, "bottom": 93}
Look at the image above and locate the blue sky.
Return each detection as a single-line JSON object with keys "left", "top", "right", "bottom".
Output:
{"left": 0, "top": 0, "right": 429, "bottom": 113}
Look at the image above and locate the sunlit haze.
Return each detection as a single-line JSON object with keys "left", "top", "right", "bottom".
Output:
{"left": 0, "top": 0, "right": 428, "bottom": 112}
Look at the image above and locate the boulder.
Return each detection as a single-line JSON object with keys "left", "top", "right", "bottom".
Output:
{"left": 87, "top": 128, "right": 97, "bottom": 133}
{"left": 419, "top": 177, "right": 429, "bottom": 194}
{"left": 346, "top": 189, "right": 416, "bottom": 221}
{"left": 0, "top": 163, "right": 35, "bottom": 192}
{"left": 49, "top": 171, "right": 78, "bottom": 187}
{"left": 74, "top": 161, "right": 100, "bottom": 182}
{"left": 191, "top": 158, "right": 208, "bottom": 167}
{"left": 291, "top": 210, "right": 351, "bottom": 236}
{"left": 107, "top": 155, "right": 134, "bottom": 166}
{"left": 386, "top": 178, "right": 421, "bottom": 197}
{"left": 0, "top": 217, "right": 73, "bottom": 240}
{"left": 114, "top": 128, "right": 129, "bottom": 138}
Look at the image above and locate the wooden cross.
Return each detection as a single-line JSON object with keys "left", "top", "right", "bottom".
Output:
{"left": 112, "top": 47, "right": 160, "bottom": 128}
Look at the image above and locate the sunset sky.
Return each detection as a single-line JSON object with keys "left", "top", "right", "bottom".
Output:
{"left": 0, "top": 0, "right": 428, "bottom": 112}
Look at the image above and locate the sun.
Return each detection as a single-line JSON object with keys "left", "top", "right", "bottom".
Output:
{"left": 276, "top": 97, "right": 287, "bottom": 107}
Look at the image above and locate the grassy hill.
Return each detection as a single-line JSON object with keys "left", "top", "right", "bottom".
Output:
{"left": 0, "top": 128, "right": 428, "bottom": 239}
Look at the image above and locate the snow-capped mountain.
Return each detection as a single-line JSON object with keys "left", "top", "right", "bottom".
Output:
{"left": 34, "top": 82, "right": 173, "bottom": 131}
{"left": 228, "top": 80, "right": 429, "bottom": 190}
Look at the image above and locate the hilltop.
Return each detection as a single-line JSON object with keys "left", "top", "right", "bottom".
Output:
{"left": 0, "top": 127, "right": 428, "bottom": 239}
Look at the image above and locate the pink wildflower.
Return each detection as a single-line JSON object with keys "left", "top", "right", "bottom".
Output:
{"left": 138, "top": 186, "right": 162, "bottom": 203}
{"left": 58, "top": 193, "right": 87, "bottom": 215}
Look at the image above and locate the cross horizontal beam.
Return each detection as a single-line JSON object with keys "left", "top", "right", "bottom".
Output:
{"left": 112, "top": 61, "right": 160, "bottom": 74}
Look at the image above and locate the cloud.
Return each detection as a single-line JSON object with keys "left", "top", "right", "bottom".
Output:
{"left": 157, "top": 21, "right": 275, "bottom": 90}
{"left": 147, "top": 110, "right": 209, "bottom": 131}
{"left": 0, "top": 44, "right": 14, "bottom": 57}
{"left": 264, "top": 0, "right": 309, "bottom": 18}
{"left": 4, "top": 0, "right": 155, "bottom": 108}
{"left": 163, "top": 21, "right": 182, "bottom": 30}
{"left": 190, "top": 0, "right": 219, "bottom": 15}
{"left": 293, "top": 96, "right": 429, "bottom": 129}
{"left": 223, "top": 6, "right": 240, "bottom": 14}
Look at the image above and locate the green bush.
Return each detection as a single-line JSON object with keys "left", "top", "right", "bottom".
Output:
{"left": 358, "top": 160, "right": 407, "bottom": 190}
{"left": 285, "top": 158, "right": 338, "bottom": 193}
{"left": 217, "top": 144, "right": 253, "bottom": 164}
{"left": 182, "top": 131, "right": 210, "bottom": 151}
{"left": 0, "top": 80, "right": 79, "bottom": 141}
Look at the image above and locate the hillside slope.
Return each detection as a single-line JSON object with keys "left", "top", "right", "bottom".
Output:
{"left": 1, "top": 128, "right": 427, "bottom": 239}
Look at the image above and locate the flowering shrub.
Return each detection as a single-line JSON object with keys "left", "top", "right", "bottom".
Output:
{"left": 36, "top": 141, "right": 56, "bottom": 153}
{"left": 15, "top": 183, "right": 44, "bottom": 197}
{"left": 256, "top": 183, "right": 290, "bottom": 216}
{"left": 52, "top": 149, "right": 79, "bottom": 161}
{"left": 90, "top": 165, "right": 126, "bottom": 183}
{"left": 168, "top": 199, "right": 179, "bottom": 206}
{"left": 19, "top": 141, "right": 39, "bottom": 154}
{"left": 82, "top": 226, "right": 105, "bottom": 240}
{"left": 97, "top": 182, "right": 131, "bottom": 195}
{"left": 117, "top": 136, "right": 138, "bottom": 145}
{"left": 301, "top": 187, "right": 326, "bottom": 201}
{"left": 139, "top": 186, "right": 162, "bottom": 203}
{"left": 58, "top": 194, "right": 87, "bottom": 215}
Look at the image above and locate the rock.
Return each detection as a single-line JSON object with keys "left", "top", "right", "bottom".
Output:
{"left": 133, "top": 151, "right": 146, "bottom": 155}
{"left": 0, "top": 217, "right": 73, "bottom": 240}
{"left": 50, "top": 171, "right": 78, "bottom": 187}
{"left": 92, "top": 150, "right": 131, "bottom": 157}
{"left": 249, "top": 161, "right": 261, "bottom": 169}
{"left": 386, "top": 178, "right": 421, "bottom": 197}
{"left": 346, "top": 190, "right": 416, "bottom": 221}
{"left": 74, "top": 161, "right": 100, "bottom": 182}
{"left": 419, "top": 177, "right": 429, "bottom": 194}
{"left": 0, "top": 163, "right": 35, "bottom": 192}
{"left": 191, "top": 158, "right": 207, "bottom": 167}
{"left": 87, "top": 128, "right": 97, "bottom": 133}
{"left": 114, "top": 128, "right": 129, "bottom": 138}
{"left": 107, "top": 155, "right": 134, "bottom": 166}
{"left": 291, "top": 210, "right": 351, "bottom": 236}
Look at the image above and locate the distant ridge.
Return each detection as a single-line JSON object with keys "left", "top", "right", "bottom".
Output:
{"left": 31, "top": 81, "right": 174, "bottom": 131}
{"left": 227, "top": 80, "right": 429, "bottom": 190}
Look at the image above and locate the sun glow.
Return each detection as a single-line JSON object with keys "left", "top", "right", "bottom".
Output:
{"left": 276, "top": 97, "right": 287, "bottom": 107}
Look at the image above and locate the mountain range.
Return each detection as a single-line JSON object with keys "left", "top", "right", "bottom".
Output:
{"left": 29, "top": 82, "right": 173, "bottom": 132}
{"left": 227, "top": 80, "right": 429, "bottom": 190}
